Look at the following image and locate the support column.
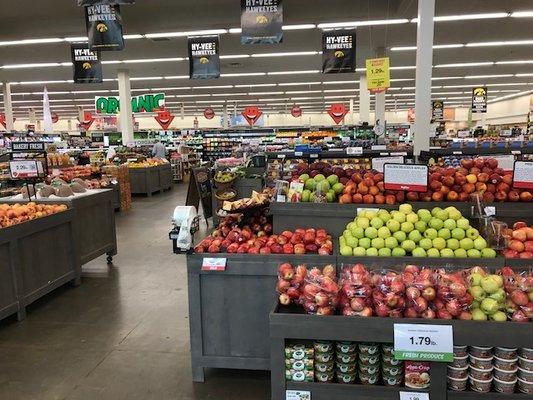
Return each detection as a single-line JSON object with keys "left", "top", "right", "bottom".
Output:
{"left": 375, "top": 92, "right": 386, "bottom": 125}
{"left": 2, "top": 82, "right": 14, "bottom": 131}
{"left": 359, "top": 75, "right": 370, "bottom": 124}
{"left": 29, "top": 108, "right": 37, "bottom": 124}
{"left": 413, "top": 0, "right": 435, "bottom": 155}
{"left": 349, "top": 98, "right": 354, "bottom": 125}
{"left": 117, "top": 70, "right": 134, "bottom": 145}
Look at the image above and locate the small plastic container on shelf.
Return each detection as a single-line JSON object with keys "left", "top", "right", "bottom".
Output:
{"left": 358, "top": 343, "right": 380, "bottom": 356}
{"left": 359, "top": 371, "right": 380, "bottom": 385}
{"left": 469, "top": 346, "right": 493, "bottom": 358}
{"left": 469, "top": 365, "right": 493, "bottom": 381}
{"left": 469, "top": 375, "right": 493, "bottom": 393}
{"left": 381, "top": 344, "right": 394, "bottom": 357}
{"left": 382, "top": 354, "right": 402, "bottom": 366}
{"left": 315, "top": 362, "right": 334, "bottom": 373}
{"left": 382, "top": 365, "right": 403, "bottom": 377}
{"left": 494, "top": 356, "right": 518, "bottom": 371}
{"left": 493, "top": 376, "right": 517, "bottom": 394}
{"left": 448, "top": 376, "right": 468, "bottom": 391}
{"left": 383, "top": 375, "right": 403, "bottom": 386}
{"left": 336, "top": 371, "right": 357, "bottom": 384}
{"left": 336, "top": 342, "right": 357, "bottom": 355}
{"left": 336, "top": 363, "right": 356, "bottom": 374}
{"left": 519, "top": 367, "right": 533, "bottom": 382}
{"left": 447, "top": 365, "right": 469, "bottom": 379}
{"left": 494, "top": 366, "right": 518, "bottom": 382}
{"left": 518, "top": 376, "right": 533, "bottom": 394}
{"left": 495, "top": 347, "right": 518, "bottom": 360}
{"left": 450, "top": 355, "right": 469, "bottom": 368}
{"left": 453, "top": 346, "right": 468, "bottom": 358}
{"left": 359, "top": 364, "right": 380, "bottom": 375}
{"left": 519, "top": 356, "right": 533, "bottom": 371}
{"left": 336, "top": 353, "right": 357, "bottom": 364}
{"left": 314, "top": 341, "right": 334, "bottom": 354}
{"left": 469, "top": 355, "right": 494, "bottom": 370}
{"left": 521, "top": 348, "right": 533, "bottom": 360}
{"left": 359, "top": 354, "right": 380, "bottom": 366}
{"left": 315, "top": 371, "right": 334, "bottom": 383}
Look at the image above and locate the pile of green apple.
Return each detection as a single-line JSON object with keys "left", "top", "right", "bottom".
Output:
{"left": 300, "top": 173, "right": 345, "bottom": 203}
{"left": 339, "top": 205, "right": 497, "bottom": 258}
{"left": 468, "top": 269, "right": 507, "bottom": 321}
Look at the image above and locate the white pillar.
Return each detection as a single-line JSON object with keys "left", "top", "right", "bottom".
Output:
{"left": 117, "top": 70, "right": 134, "bottom": 145}
{"left": 359, "top": 75, "right": 370, "bottom": 124}
{"left": 349, "top": 98, "right": 354, "bottom": 125}
{"left": 77, "top": 106, "right": 85, "bottom": 124}
{"left": 2, "top": 82, "right": 14, "bottom": 131}
{"left": 413, "top": 0, "right": 435, "bottom": 155}
{"left": 375, "top": 92, "right": 386, "bottom": 125}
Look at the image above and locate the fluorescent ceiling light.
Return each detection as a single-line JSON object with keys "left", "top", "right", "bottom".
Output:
{"left": 123, "top": 34, "right": 144, "bottom": 39}
{"left": 510, "top": 11, "right": 533, "bottom": 18}
{"left": 435, "top": 62, "right": 494, "bottom": 68}
{"left": 0, "top": 38, "right": 64, "bottom": 46}
{"left": 124, "top": 57, "right": 185, "bottom": 63}
{"left": 496, "top": 60, "right": 533, "bottom": 65}
{"left": 291, "top": 96, "right": 324, "bottom": 100}
{"left": 219, "top": 54, "right": 250, "bottom": 59}
{"left": 389, "top": 66, "right": 416, "bottom": 70}
{"left": 175, "top": 94, "right": 212, "bottom": 98}
{"left": 212, "top": 93, "right": 248, "bottom": 96}
{"left": 431, "top": 76, "right": 463, "bottom": 80}
{"left": 164, "top": 75, "right": 189, "bottom": 79}
{"left": 323, "top": 88, "right": 357, "bottom": 93}
{"left": 249, "top": 91, "right": 285, "bottom": 95}
{"left": 411, "top": 12, "right": 509, "bottom": 23}
{"left": 2, "top": 62, "right": 65, "bottom": 69}
{"left": 220, "top": 72, "right": 266, "bottom": 77}
{"left": 318, "top": 18, "right": 409, "bottom": 29}
{"left": 268, "top": 70, "right": 320, "bottom": 75}
{"left": 285, "top": 90, "right": 323, "bottom": 94}
{"left": 515, "top": 73, "right": 533, "bottom": 77}
{"left": 235, "top": 83, "right": 277, "bottom": 88}
{"left": 13, "top": 80, "right": 73, "bottom": 85}
{"left": 464, "top": 74, "right": 514, "bottom": 79}
{"left": 196, "top": 100, "right": 227, "bottom": 103}
{"left": 390, "top": 46, "right": 416, "bottom": 51}
{"left": 391, "top": 43, "right": 464, "bottom": 51}
{"left": 65, "top": 37, "right": 88, "bottom": 42}
{"left": 390, "top": 78, "right": 415, "bottom": 82}
{"left": 130, "top": 76, "right": 163, "bottom": 81}
{"left": 145, "top": 29, "right": 227, "bottom": 38}
{"left": 101, "top": 60, "right": 123, "bottom": 65}
{"left": 229, "top": 28, "right": 242, "bottom": 34}
{"left": 283, "top": 24, "right": 316, "bottom": 30}
{"left": 251, "top": 51, "right": 318, "bottom": 58}
{"left": 467, "top": 40, "right": 533, "bottom": 47}
{"left": 278, "top": 82, "right": 321, "bottom": 86}
{"left": 257, "top": 98, "right": 290, "bottom": 102}
{"left": 191, "top": 85, "right": 233, "bottom": 89}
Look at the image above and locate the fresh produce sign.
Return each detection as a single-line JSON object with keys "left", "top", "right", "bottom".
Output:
{"left": 384, "top": 164, "right": 428, "bottom": 192}
{"left": 394, "top": 323, "right": 454, "bottom": 362}
{"left": 95, "top": 93, "right": 165, "bottom": 114}
{"left": 512, "top": 161, "right": 533, "bottom": 190}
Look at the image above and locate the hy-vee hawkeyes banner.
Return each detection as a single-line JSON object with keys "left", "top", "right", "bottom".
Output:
{"left": 241, "top": 0, "right": 283, "bottom": 44}
{"left": 85, "top": 4, "right": 125, "bottom": 51}
{"left": 322, "top": 29, "right": 356, "bottom": 74}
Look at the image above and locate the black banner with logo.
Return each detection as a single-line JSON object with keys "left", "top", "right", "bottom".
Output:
{"left": 188, "top": 36, "right": 220, "bottom": 79}
{"left": 241, "top": 0, "right": 283, "bottom": 44}
{"left": 71, "top": 43, "right": 103, "bottom": 84}
{"left": 78, "top": 0, "right": 134, "bottom": 5}
{"left": 322, "top": 29, "right": 356, "bottom": 74}
{"left": 431, "top": 100, "right": 444, "bottom": 122}
{"left": 85, "top": 4, "right": 124, "bottom": 51}
{"left": 472, "top": 86, "right": 488, "bottom": 113}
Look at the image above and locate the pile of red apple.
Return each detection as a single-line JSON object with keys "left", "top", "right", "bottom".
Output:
{"left": 500, "top": 266, "right": 533, "bottom": 323}
{"left": 339, "top": 263, "right": 373, "bottom": 317}
{"left": 403, "top": 266, "right": 438, "bottom": 319}
{"left": 502, "top": 221, "right": 533, "bottom": 259}
{"left": 277, "top": 263, "right": 339, "bottom": 315}
{"left": 434, "top": 269, "right": 472, "bottom": 320}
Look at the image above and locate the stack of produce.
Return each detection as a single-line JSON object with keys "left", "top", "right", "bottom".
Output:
{"left": 285, "top": 343, "right": 314, "bottom": 383}
{"left": 127, "top": 158, "right": 168, "bottom": 168}
{"left": 335, "top": 342, "right": 358, "bottom": 384}
{"left": 499, "top": 267, "right": 532, "bottom": 322}
{"left": 502, "top": 222, "right": 533, "bottom": 259}
{"left": 358, "top": 343, "right": 382, "bottom": 385}
{"left": 56, "top": 165, "right": 99, "bottom": 181}
{"left": 382, "top": 345, "right": 404, "bottom": 387}
{"left": 339, "top": 205, "right": 497, "bottom": 258}
{"left": 314, "top": 341, "right": 335, "bottom": 383}
{"left": 0, "top": 203, "right": 68, "bottom": 228}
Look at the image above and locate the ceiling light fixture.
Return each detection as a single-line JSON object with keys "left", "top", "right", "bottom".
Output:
{"left": 466, "top": 40, "right": 533, "bottom": 47}
{"left": 435, "top": 62, "right": 494, "bottom": 68}
{"left": 317, "top": 18, "right": 409, "bottom": 29}
{"left": 278, "top": 82, "right": 322, "bottom": 86}
{"left": 464, "top": 74, "right": 514, "bottom": 79}
{"left": 145, "top": 29, "right": 227, "bottom": 39}
{"left": 251, "top": 51, "right": 318, "bottom": 58}
{"left": 510, "top": 11, "right": 533, "bottom": 18}
{"left": 268, "top": 70, "right": 320, "bottom": 75}
{"left": 219, "top": 54, "right": 250, "bottom": 59}
{"left": 248, "top": 91, "right": 285, "bottom": 95}
{"left": 124, "top": 57, "right": 185, "bottom": 63}
{"left": 235, "top": 83, "right": 277, "bottom": 88}
{"left": 220, "top": 72, "right": 266, "bottom": 77}
{"left": 496, "top": 60, "right": 533, "bottom": 65}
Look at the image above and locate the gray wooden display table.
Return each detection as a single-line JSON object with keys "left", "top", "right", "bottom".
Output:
{"left": 129, "top": 164, "right": 173, "bottom": 196}
{"left": 0, "top": 210, "right": 79, "bottom": 322}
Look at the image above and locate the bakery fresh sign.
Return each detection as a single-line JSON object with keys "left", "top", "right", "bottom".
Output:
{"left": 95, "top": 93, "right": 165, "bottom": 114}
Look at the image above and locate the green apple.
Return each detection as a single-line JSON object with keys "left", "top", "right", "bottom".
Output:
{"left": 454, "top": 248, "right": 468, "bottom": 258}
{"left": 446, "top": 207, "right": 463, "bottom": 221}
{"left": 474, "top": 237, "right": 487, "bottom": 250}
{"left": 440, "top": 248, "right": 455, "bottom": 258}
{"left": 332, "top": 182, "right": 344, "bottom": 195}
{"left": 351, "top": 226, "right": 365, "bottom": 239}
{"left": 372, "top": 237, "right": 385, "bottom": 249}
{"left": 412, "top": 247, "right": 427, "bottom": 257}
{"left": 481, "top": 275, "right": 502, "bottom": 294}
{"left": 408, "top": 230, "right": 423, "bottom": 243}
{"left": 378, "top": 247, "right": 392, "bottom": 257}
{"left": 456, "top": 218, "right": 470, "bottom": 230}
{"left": 317, "top": 180, "right": 330, "bottom": 193}
{"left": 386, "top": 219, "right": 401, "bottom": 233}
{"left": 377, "top": 213, "right": 391, "bottom": 225}
{"left": 314, "top": 174, "right": 325, "bottom": 182}
{"left": 339, "top": 236, "right": 346, "bottom": 247}
{"left": 325, "top": 190, "right": 335, "bottom": 203}
{"left": 481, "top": 297, "right": 499, "bottom": 314}
{"left": 378, "top": 226, "right": 391, "bottom": 239}
{"left": 401, "top": 221, "right": 415, "bottom": 233}
{"left": 359, "top": 238, "right": 371, "bottom": 249}
{"left": 366, "top": 248, "right": 379, "bottom": 257}
{"left": 417, "top": 209, "right": 432, "bottom": 223}
{"left": 399, "top": 204, "right": 413, "bottom": 215}
{"left": 446, "top": 238, "right": 460, "bottom": 250}
{"left": 343, "top": 230, "right": 353, "bottom": 241}
{"left": 481, "top": 248, "right": 497, "bottom": 258}
{"left": 469, "top": 285, "right": 486, "bottom": 301}
{"left": 427, "top": 248, "right": 440, "bottom": 258}
{"left": 438, "top": 228, "right": 451, "bottom": 240}
{"left": 443, "top": 219, "right": 457, "bottom": 230}
{"left": 431, "top": 207, "right": 443, "bottom": 217}
{"left": 385, "top": 236, "right": 398, "bottom": 249}
{"left": 370, "top": 217, "right": 384, "bottom": 229}
{"left": 309, "top": 192, "right": 316, "bottom": 202}
{"left": 393, "top": 231, "right": 407, "bottom": 243}
{"left": 327, "top": 174, "right": 339, "bottom": 186}
{"left": 489, "top": 288, "right": 506, "bottom": 303}
{"left": 392, "top": 211, "right": 406, "bottom": 223}
{"left": 429, "top": 218, "right": 444, "bottom": 230}
{"left": 304, "top": 179, "right": 317, "bottom": 191}
{"left": 401, "top": 240, "right": 417, "bottom": 253}
{"left": 365, "top": 227, "right": 378, "bottom": 239}
{"left": 470, "top": 273, "right": 484, "bottom": 287}
{"left": 347, "top": 222, "right": 356, "bottom": 231}
{"left": 490, "top": 311, "right": 507, "bottom": 322}
{"left": 432, "top": 237, "right": 446, "bottom": 250}
{"left": 472, "top": 308, "right": 488, "bottom": 321}
{"left": 340, "top": 245, "right": 353, "bottom": 256}
{"left": 467, "top": 249, "right": 481, "bottom": 258}
{"left": 460, "top": 238, "right": 474, "bottom": 250}
{"left": 471, "top": 300, "right": 480, "bottom": 309}
{"left": 414, "top": 221, "right": 427, "bottom": 233}
{"left": 406, "top": 213, "right": 419, "bottom": 224}
{"left": 302, "top": 189, "right": 311, "bottom": 202}
{"left": 356, "top": 217, "right": 370, "bottom": 229}
{"left": 424, "top": 228, "right": 438, "bottom": 240}
{"left": 353, "top": 247, "right": 366, "bottom": 256}
{"left": 466, "top": 228, "right": 480, "bottom": 240}
{"left": 346, "top": 236, "right": 359, "bottom": 248}
{"left": 419, "top": 238, "right": 433, "bottom": 250}
{"left": 451, "top": 228, "right": 466, "bottom": 240}
{"left": 391, "top": 247, "right": 406, "bottom": 257}
{"left": 362, "top": 210, "right": 377, "bottom": 220}
{"left": 299, "top": 173, "right": 310, "bottom": 182}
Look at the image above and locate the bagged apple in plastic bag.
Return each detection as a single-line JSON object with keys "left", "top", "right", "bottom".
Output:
{"left": 435, "top": 268, "right": 472, "bottom": 320}
{"left": 339, "top": 263, "right": 373, "bottom": 317}
{"left": 498, "top": 266, "right": 532, "bottom": 322}
{"left": 402, "top": 265, "right": 437, "bottom": 319}
{"left": 301, "top": 265, "right": 339, "bottom": 315}
{"left": 371, "top": 269, "right": 406, "bottom": 318}
{"left": 277, "top": 263, "right": 308, "bottom": 306}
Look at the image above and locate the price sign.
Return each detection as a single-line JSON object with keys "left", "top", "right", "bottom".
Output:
{"left": 201, "top": 258, "right": 227, "bottom": 272}
{"left": 366, "top": 57, "right": 390, "bottom": 92}
{"left": 371, "top": 145, "right": 387, "bottom": 150}
{"left": 513, "top": 161, "right": 533, "bottom": 190}
{"left": 491, "top": 155, "right": 515, "bottom": 172}
{"left": 277, "top": 154, "right": 286, "bottom": 159}
{"left": 484, "top": 206, "right": 496, "bottom": 217}
{"left": 384, "top": 164, "right": 428, "bottom": 192}
{"left": 357, "top": 207, "right": 380, "bottom": 215}
{"left": 310, "top": 153, "right": 318, "bottom": 159}
{"left": 346, "top": 147, "right": 363, "bottom": 155}
{"left": 399, "top": 392, "right": 429, "bottom": 400}
{"left": 285, "top": 390, "right": 311, "bottom": 400}
{"left": 394, "top": 323, "right": 453, "bottom": 362}
{"left": 294, "top": 151, "right": 303, "bottom": 157}
{"left": 372, "top": 156, "right": 404, "bottom": 173}
{"left": 9, "top": 160, "right": 39, "bottom": 179}
{"left": 391, "top": 152, "right": 408, "bottom": 156}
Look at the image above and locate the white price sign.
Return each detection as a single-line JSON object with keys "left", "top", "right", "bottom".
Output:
{"left": 294, "top": 151, "right": 303, "bottom": 157}
{"left": 201, "top": 258, "right": 227, "bottom": 272}
{"left": 372, "top": 156, "right": 404, "bottom": 173}
{"left": 513, "top": 161, "right": 533, "bottom": 190}
{"left": 286, "top": 390, "right": 311, "bottom": 400}
{"left": 491, "top": 155, "right": 515, "bottom": 172}
{"left": 371, "top": 145, "right": 387, "bottom": 150}
{"left": 309, "top": 153, "right": 318, "bottom": 159}
{"left": 484, "top": 206, "right": 496, "bottom": 217}
{"left": 394, "top": 323, "right": 454, "bottom": 362}
{"left": 400, "top": 392, "right": 429, "bottom": 400}
{"left": 9, "top": 160, "right": 39, "bottom": 179}
{"left": 346, "top": 146, "right": 363, "bottom": 155}
{"left": 384, "top": 164, "right": 428, "bottom": 192}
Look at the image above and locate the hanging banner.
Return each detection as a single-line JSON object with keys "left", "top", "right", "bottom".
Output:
{"left": 51, "top": 112, "right": 59, "bottom": 124}
{"left": 291, "top": 105, "right": 302, "bottom": 118}
{"left": 203, "top": 108, "right": 215, "bottom": 119}
{"left": 327, "top": 103, "right": 348, "bottom": 124}
{"left": 471, "top": 86, "right": 487, "bottom": 113}
{"left": 366, "top": 57, "right": 390, "bottom": 92}
{"left": 242, "top": 106, "right": 262, "bottom": 126}
{"left": 79, "top": 1, "right": 134, "bottom": 5}
{"left": 71, "top": 43, "right": 103, "bottom": 84}
{"left": 431, "top": 100, "right": 444, "bottom": 122}
{"left": 95, "top": 93, "right": 165, "bottom": 114}
{"left": 322, "top": 29, "right": 356, "bottom": 74}
{"left": 188, "top": 36, "right": 220, "bottom": 79}
{"left": 86, "top": 4, "right": 124, "bottom": 51}
{"left": 240, "top": 0, "right": 283, "bottom": 44}
{"left": 155, "top": 110, "right": 175, "bottom": 130}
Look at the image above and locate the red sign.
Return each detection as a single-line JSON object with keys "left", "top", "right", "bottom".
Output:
{"left": 203, "top": 107, "right": 215, "bottom": 120}
{"left": 408, "top": 108, "right": 415, "bottom": 123}
{"left": 154, "top": 109, "right": 175, "bottom": 130}
{"left": 291, "top": 105, "right": 302, "bottom": 118}
{"left": 78, "top": 111, "right": 95, "bottom": 131}
{"left": 513, "top": 161, "right": 533, "bottom": 190}
{"left": 0, "top": 113, "right": 15, "bottom": 129}
{"left": 327, "top": 103, "right": 348, "bottom": 124}
{"left": 51, "top": 112, "right": 59, "bottom": 124}
{"left": 242, "top": 106, "right": 262, "bottom": 126}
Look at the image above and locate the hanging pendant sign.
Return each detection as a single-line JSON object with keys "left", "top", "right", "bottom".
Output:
{"left": 203, "top": 107, "right": 215, "bottom": 119}
{"left": 154, "top": 110, "right": 175, "bottom": 130}
{"left": 0, "top": 113, "right": 16, "bottom": 130}
{"left": 291, "top": 105, "right": 302, "bottom": 118}
{"left": 322, "top": 29, "right": 356, "bottom": 74}
{"left": 431, "top": 100, "right": 444, "bottom": 122}
{"left": 366, "top": 57, "right": 390, "bottom": 92}
{"left": 86, "top": 4, "right": 124, "bottom": 51}
{"left": 242, "top": 106, "right": 262, "bottom": 126}
{"left": 79, "top": 0, "right": 134, "bottom": 5}
{"left": 95, "top": 93, "right": 166, "bottom": 114}
{"left": 384, "top": 164, "right": 428, "bottom": 192}
{"left": 471, "top": 86, "right": 488, "bottom": 113}
{"left": 71, "top": 43, "right": 103, "bottom": 84}
{"left": 327, "top": 103, "right": 348, "bottom": 124}
{"left": 512, "top": 161, "right": 533, "bottom": 190}
{"left": 188, "top": 36, "right": 220, "bottom": 79}
{"left": 240, "top": 0, "right": 283, "bottom": 44}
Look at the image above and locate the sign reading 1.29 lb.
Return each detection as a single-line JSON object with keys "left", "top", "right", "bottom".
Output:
{"left": 394, "top": 323, "right": 454, "bottom": 362}
{"left": 383, "top": 164, "right": 428, "bottom": 192}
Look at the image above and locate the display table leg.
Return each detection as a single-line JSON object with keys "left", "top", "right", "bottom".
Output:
{"left": 192, "top": 365, "right": 205, "bottom": 383}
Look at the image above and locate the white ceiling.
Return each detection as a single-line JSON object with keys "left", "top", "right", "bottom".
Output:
{"left": 1, "top": 0, "right": 533, "bottom": 118}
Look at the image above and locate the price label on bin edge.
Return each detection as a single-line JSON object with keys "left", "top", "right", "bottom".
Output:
{"left": 384, "top": 164, "right": 428, "bottom": 192}
{"left": 286, "top": 390, "right": 311, "bottom": 400}
{"left": 201, "top": 258, "right": 227, "bottom": 272}
{"left": 513, "top": 161, "right": 533, "bottom": 190}
{"left": 400, "top": 391, "right": 429, "bottom": 400}
{"left": 346, "top": 146, "right": 363, "bottom": 155}
{"left": 394, "top": 324, "right": 453, "bottom": 362}
{"left": 9, "top": 160, "right": 39, "bottom": 179}
{"left": 372, "top": 156, "right": 404, "bottom": 173}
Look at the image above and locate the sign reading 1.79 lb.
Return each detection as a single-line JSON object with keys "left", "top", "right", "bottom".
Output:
{"left": 394, "top": 323, "right": 454, "bottom": 362}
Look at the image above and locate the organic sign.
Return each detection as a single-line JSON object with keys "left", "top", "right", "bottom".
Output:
{"left": 431, "top": 100, "right": 444, "bottom": 122}
{"left": 241, "top": 0, "right": 283, "bottom": 44}
{"left": 71, "top": 43, "right": 103, "bottom": 84}
{"left": 366, "top": 57, "right": 390, "bottom": 92}
{"left": 188, "top": 36, "right": 220, "bottom": 79}
{"left": 394, "top": 323, "right": 454, "bottom": 362}
{"left": 242, "top": 106, "right": 262, "bottom": 126}
{"left": 327, "top": 103, "right": 348, "bottom": 124}
{"left": 322, "top": 29, "right": 356, "bottom": 74}
{"left": 85, "top": 4, "right": 124, "bottom": 51}
{"left": 95, "top": 93, "right": 166, "bottom": 114}
{"left": 472, "top": 86, "right": 488, "bottom": 113}
{"left": 384, "top": 164, "right": 428, "bottom": 192}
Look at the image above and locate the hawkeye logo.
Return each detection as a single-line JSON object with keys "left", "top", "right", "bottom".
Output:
{"left": 82, "top": 62, "right": 92, "bottom": 70}
{"left": 334, "top": 51, "right": 345, "bottom": 58}
{"left": 199, "top": 57, "right": 210, "bottom": 64}
{"left": 473, "top": 87, "right": 486, "bottom": 96}
{"left": 96, "top": 22, "right": 108, "bottom": 33}
{"left": 256, "top": 15, "right": 269, "bottom": 24}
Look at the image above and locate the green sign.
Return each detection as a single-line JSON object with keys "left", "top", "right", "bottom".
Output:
{"left": 95, "top": 93, "right": 165, "bottom": 114}
{"left": 394, "top": 323, "right": 454, "bottom": 363}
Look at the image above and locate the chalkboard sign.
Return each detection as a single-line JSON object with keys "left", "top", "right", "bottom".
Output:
{"left": 186, "top": 167, "right": 213, "bottom": 220}
{"left": 11, "top": 142, "right": 45, "bottom": 152}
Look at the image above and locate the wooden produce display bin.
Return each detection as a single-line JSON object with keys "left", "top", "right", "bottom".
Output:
{"left": 102, "top": 164, "right": 132, "bottom": 211}
{"left": 0, "top": 210, "right": 79, "bottom": 322}
{"left": 158, "top": 163, "right": 173, "bottom": 191}
{"left": 129, "top": 166, "right": 160, "bottom": 196}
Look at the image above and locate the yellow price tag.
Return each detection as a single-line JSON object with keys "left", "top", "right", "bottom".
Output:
{"left": 366, "top": 57, "right": 390, "bottom": 91}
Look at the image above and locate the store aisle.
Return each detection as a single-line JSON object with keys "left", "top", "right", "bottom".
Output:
{"left": 0, "top": 184, "right": 270, "bottom": 400}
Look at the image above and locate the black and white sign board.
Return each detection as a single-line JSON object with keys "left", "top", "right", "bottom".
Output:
{"left": 9, "top": 160, "right": 40, "bottom": 179}
{"left": 383, "top": 164, "right": 428, "bottom": 192}
{"left": 372, "top": 156, "right": 404, "bottom": 173}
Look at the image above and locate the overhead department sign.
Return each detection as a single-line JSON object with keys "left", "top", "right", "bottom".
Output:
{"left": 471, "top": 86, "right": 488, "bottom": 113}
{"left": 95, "top": 93, "right": 166, "bottom": 114}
